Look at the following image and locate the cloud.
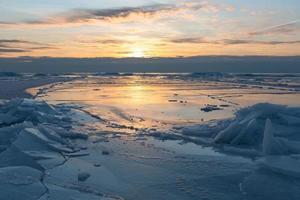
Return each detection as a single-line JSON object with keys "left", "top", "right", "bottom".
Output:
{"left": 169, "top": 37, "right": 300, "bottom": 45}
{"left": 222, "top": 39, "right": 300, "bottom": 45}
{"left": 0, "top": 39, "right": 56, "bottom": 54}
{"left": 249, "top": 20, "right": 300, "bottom": 36}
{"left": 0, "top": 39, "right": 43, "bottom": 45}
{"left": 170, "top": 37, "right": 211, "bottom": 44}
{"left": 77, "top": 39, "right": 133, "bottom": 45}
{"left": 24, "top": 4, "right": 174, "bottom": 25}
{"left": 1, "top": 2, "right": 225, "bottom": 26}
{"left": 0, "top": 48, "right": 29, "bottom": 53}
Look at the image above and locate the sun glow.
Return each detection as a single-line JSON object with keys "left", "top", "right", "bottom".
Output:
{"left": 130, "top": 48, "right": 145, "bottom": 58}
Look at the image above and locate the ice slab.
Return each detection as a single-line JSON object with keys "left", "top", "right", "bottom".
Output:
{"left": 176, "top": 103, "right": 300, "bottom": 157}
{"left": 0, "top": 166, "right": 46, "bottom": 200}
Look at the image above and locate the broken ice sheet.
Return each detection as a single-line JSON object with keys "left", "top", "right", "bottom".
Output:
{"left": 1, "top": 72, "right": 300, "bottom": 200}
{"left": 0, "top": 98, "right": 106, "bottom": 199}
{"left": 0, "top": 166, "right": 46, "bottom": 200}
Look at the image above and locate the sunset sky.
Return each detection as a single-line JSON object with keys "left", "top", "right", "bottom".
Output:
{"left": 1, "top": 0, "right": 300, "bottom": 58}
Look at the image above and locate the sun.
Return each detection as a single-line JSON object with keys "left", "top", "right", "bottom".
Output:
{"left": 130, "top": 48, "right": 145, "bottom": 58}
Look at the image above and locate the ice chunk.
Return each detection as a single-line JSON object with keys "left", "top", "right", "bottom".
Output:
{"left": 78, "top": 172, "right": 91, "bottom": 182}
{"left": 200, "top": 105, "right": 223, "bottom": 112}
{"left": 102, "top": 150, "right": 110, "bottom": 155}
{"left": 20, "top": 99, "right": 58, "bottom": 115}
{"left": 21, "top": 128, "right": 74, "bottom": 153}
{"left": 262, "top": 119, "right": 289, "bottom": 155}
{"left": 0, "top": 166, "right": 46, "bottom": 200}
{"left": 214, "top": 121, "right": 243, "bottom": 143}
{"left": 38, "top": 125, "right": 67, "bottom": 145}
{"left": 47, "top": 126, "right": 88, "bottom": 140}
{"left": 13, "top": 130, "right": 66, "bottom": 169}
{"left": 263, "top": 119, "right": 274, "bottom": 155}
{"left": 0, "top": 122, "right": 31, "bottom": 146}
{"left": 230, "top": 119, "right": 257, "bottom": 145}
{"left": 0, "top": 145, "right": 44, "bottom": 171}
{"left": 174, "top": 103, "right": 300, "bottom": 157}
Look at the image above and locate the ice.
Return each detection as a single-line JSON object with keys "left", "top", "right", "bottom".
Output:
{"left": 40, "top": 184, "right": 107, "bottom": 200}
{"left": 0, "top": 145, "right": 44, "bottom": 171}
{"left": 21, "top": 128, "right": 74, "bottom": 153}
{"left": 262, "top": 119, "right": 299, "bottom": 155}
{"left": 0, "top": 98, "right": 127, "bottom": 199}
{"left": 230, "top": 119, "right": 257, "bottom": 145}
{"left": 0, "top": 123, "right": 30, "bottom": 151}
{"left": 259, "top": 156, "right": 300, "bottom": 178}
{"left": 215, "top": 104, "right": 300, "bottom": 155}
{"left": 173, "top": 103, "right": 300, "bottom": 159}
{"left": 44, "top": 157, "right": 128, "bottom": 197}
{"left": 222, "top": 146, "right": 262, "bottom": 157}
{"left": 12, "top": 128, "right": 66, "bottom": 169}
{"left": 214, "top": 121, "right": 242, "bottom": 143}
{"left": 282, "top": 140, "right": 300, "bottom": 154}
{"left": 0, "top": 166, "right": 46, "bottom": 200}
{"left": 1, "top": 82, "right": 300, "bottom": 199}
{"left": 78, "top": 172, "right": 91, "bottom": 182}
{"left": 262, "top": 118, "right": 275, "bottom": 155}
{"left": 278, "top": 113, "right": 300, "bottom": 126}
{"left": 200, "top": 104, "right": 223, "bottom": 112}
{"left": 241, "top": 169, "right": 300, "bottom": 200}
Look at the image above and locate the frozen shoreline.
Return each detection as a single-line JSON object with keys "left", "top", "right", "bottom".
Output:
{"left": 0, "top": 76, "right": 70, "bottom": 99}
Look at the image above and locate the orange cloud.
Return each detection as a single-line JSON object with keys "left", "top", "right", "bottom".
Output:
{"left": 0, "top": 2, "right": 226, "bottom": 27}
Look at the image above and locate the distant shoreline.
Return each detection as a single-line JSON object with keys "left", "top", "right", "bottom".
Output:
{"left": 1, "top": 56, "right": 300, "bottom": 73}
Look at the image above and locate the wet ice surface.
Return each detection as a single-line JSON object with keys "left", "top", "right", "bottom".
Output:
{"left": 31, "top": 73, "right": 300, "bottom": 132}
{"left": 1, "top": 73, "right": 300, "bottom": 200}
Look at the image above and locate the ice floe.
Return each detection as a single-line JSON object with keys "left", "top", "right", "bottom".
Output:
{"left": 174, "top": 103, "right": 300, "bottom": 156}
{"left": 0, "top": 98, "right": 111, "bottom": 200}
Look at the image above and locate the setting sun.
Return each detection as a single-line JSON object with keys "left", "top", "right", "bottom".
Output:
{"left": 130, "top": 48, "right": 145, "bottom": 58}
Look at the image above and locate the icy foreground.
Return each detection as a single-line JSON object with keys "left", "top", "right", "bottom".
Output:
{"left": 0, "top": 99, "right": 118, "bottom": 200}
{"left": 147, "top": 103, "right": 300, "bottom": 176}
{"left": 165, "top": 104, "right": 300, "bottom": 149}
{"left": 1, "top": 99, "right": 300, "bottom": 199}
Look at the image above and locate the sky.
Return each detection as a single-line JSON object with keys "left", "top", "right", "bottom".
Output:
{"left": 0, "top": 0, "right": 300, "bottom": 58}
